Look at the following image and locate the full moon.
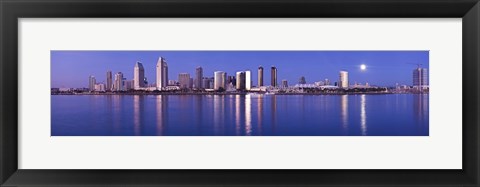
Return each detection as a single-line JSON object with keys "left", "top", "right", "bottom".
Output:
{"left": 360, "top": 64, "right": 367, "bottom": 70}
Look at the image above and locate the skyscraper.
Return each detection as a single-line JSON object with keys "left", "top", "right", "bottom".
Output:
{"left": 106, "top": 71, "right": 112, "bottom": 91}
{"left": 413, "top": 68, "right": 428, "bottom": 88}
{"left": 88, "top": 75, "right": 96, "bottom": 91}
{"left": 133, "top": 61, "right": 145, "bottom": 89}
{"left": 245, "top": 70, "right": 251, "bottom": 90}
{"left": 258, "top": 66, "right": 264, "bottom": 87}
{"left": 236, "top": 71, "right": 246, "bottom": 90}
{"left": 156, "top": 57, "right": 168, "bottom": 90}
{"left": 299, "top": 76, "right": 306, "bottom": 84}
{"left": 214, "top": 71, "right": 226, "bottom": 91}
{"left": 195, "top": 67, "right": 203, "bottom": 89}
{"left": 339, "top": 71, "right": 349, "bottom": 88}
{"left": 178, "top": 73, "right": 191, "bottom": 89}
{"left": 271, "top": 66, "right": 277, "bottom": 87}
{"left": 114, "top": 72, "right": 124, "bottom": 91}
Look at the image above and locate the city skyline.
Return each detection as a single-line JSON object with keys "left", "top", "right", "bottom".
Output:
{"left": 51, "top": 51, "right": 429, "bottom": 88}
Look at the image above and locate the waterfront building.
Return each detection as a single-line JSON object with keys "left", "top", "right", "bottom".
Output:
{"left": 245, "top": 70, "right": 251, "bottom": 90}
{"left": 59, "top": 88, "right": 71, "bottom": 92}
{"left": 88, "top": 75, "right": 96, "bottom": 91}
{"left": 195, "top": 67, "right": 203, "bottom": 89}
{"left": 314, "top": 81, "right": 324, "bottom": 87}
{"left": 282, "top": 79, "right": 288, "bottom": 88}
{"left": 168, "top": 80, "right": 177, "bottom": 86}
{"left": 178, "top": 73, "right": 191, "bottom": 89}
{"left": 209, "top": 77, "right": 215, "bottom": 89}
{"left": 156, "top": 57, "right": 168, "bottom": 90}
{"left": 236, "top": 71, "right": 246, "bottom": 90}
{"left": 202, "top": 77, "right": 211, "bottom": 89}
{"left": 339, "top": 71, "right": 349, "bottom": 88}
{"left": 214, "top": 71, "right": 227, "bottom": 90}
{"left": 94, "top": 83, "right": 105, "bottom": 92}
{"left": 258, "top": 66, "right": 264, "bottom": 87}
{"left": 134, "top": 61, "right": 145, "bottom": 89}
{"left": 124, "top": 80, "right": 134, "bottom": 90}
{"left": 114, "top": 72, "right": 124, "bottom": 91}
{"left": 227, "top": 75, "right": 236, "bottom": 86}
{"left": 271, "top": 66, "right": 277, "bottom": 87}
{"left": 299, "top": 76, "right": 306, "bottom": 84}
{"left": 413, "top": 68, "right": 428, "bottom": 89}
{"left": 106, "top": 71, "right": 112, "bottom": 91}
{"left": 325, "top": 78, "right": 330, "bottom": 85}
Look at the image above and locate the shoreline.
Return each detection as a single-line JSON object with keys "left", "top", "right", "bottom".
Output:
{"left": 51, "top": 92, "right": 427, "bottom": 96}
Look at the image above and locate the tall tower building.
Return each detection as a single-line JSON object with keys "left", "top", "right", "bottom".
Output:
{"left": 236, "top": 71, "right": 246, "bottom": 90}
{"left": 114, "top": 72, "right": 124, "bottom": 91}
{"left": 156, "top": 57, "right": 168, "bottom": 90}
{"left": 133, "top": 61, "right": 145, "bottom": 89}
{"left": 178, "top": 73, "right": 191, "bottom": 89}
{"left": 339, "top": 71, "right": 349, "bottom": 88}
{"left": 413, "top": 68, "right": 428, "bottom": 88}
{"left": 258, "top": 66, "right": 264, "bottom": 87}
{"left": 88, "top": 75, "right": 96, "bottom": 91}
{"left": 271, "top": 66, "right": 277, "bottom": 87}
{"left": 195, "top": 67, "right": 203, "bottom": 89}
{"left": 106, "top": 71, "right": 112, "bottom": 91}
{"left": 214, "top": 71, "right": 227, "bottom": 91}
{"left": 245, "top": 70, "right": 251, "bottom": 90}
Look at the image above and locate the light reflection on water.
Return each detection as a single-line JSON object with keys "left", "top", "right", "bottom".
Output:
{"left": 51, "top": 94, "right": 429, "bottom": 136}
{"left": 360, "top": 94, "right": 367, "bottom": 136}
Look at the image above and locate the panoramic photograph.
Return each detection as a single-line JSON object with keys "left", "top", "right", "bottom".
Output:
{"left": 51, "top": 51, "right": 429, "bottom": 136}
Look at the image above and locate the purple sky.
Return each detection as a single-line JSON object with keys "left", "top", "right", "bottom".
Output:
{"left": 51, "top": 50, "right": 429, "bottom": 88}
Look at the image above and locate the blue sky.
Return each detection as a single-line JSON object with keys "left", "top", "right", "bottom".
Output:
{"left": 51, "top": 50, "right": 429, "bottom": 88}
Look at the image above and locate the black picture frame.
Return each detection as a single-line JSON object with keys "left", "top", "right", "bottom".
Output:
{"left": 1, "top": 0, "right": 479, "bottom": 186}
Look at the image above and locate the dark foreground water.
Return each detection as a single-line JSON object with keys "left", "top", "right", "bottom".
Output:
{"left": 51, "top": 94, "right": 429, "bottom": 136}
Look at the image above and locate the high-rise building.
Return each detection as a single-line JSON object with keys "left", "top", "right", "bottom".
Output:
{"left": 339, "top": 71, "right": 349, "bottom": 88}
{"left": 114, "top": 72, "right": 124, "bottom": 91}
{"left": 134, "top": 61, "right": 145, "bottom": 89}
{"left": 245, "top": 70, "right": 251, "bottom": 90}
{"left": 325, "top": 78, "right": 330, "bottom": 85}
{"left": 156, "top": 57, "right": 168, "bottom": 90}
{"left": 258, "top": 66, "right": 264, "bottom": 87}
{"left": 195, "top": 67, "right": 203, "bottom": 89}
{"left": 106, "top": 71, "right": 112, "bottom": 91}
{"left": 271, "top": 66, "right": 277, "bottom": 87}
{"left": 282, "top": 79, "right": 288, "bottom": 88}
{"left": 214, "top": 71, "right": 227, "bottom": 90}
{"left": 202, "top": 77, "right": 212, "bottom": 89}
{"left": 413, "top": 68, "right": 428, "bottom": 87}
{"left": 236, "top": 71, "right": 246, "bottom": 90}
{"left": 178, "top": 73, "right": 191, "bottom": 89}
{"left": 88, "top": 75, "right": 96, "bottom": 91}
{"left": 299, "top": 76, "right": 306, "bottom": 84}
